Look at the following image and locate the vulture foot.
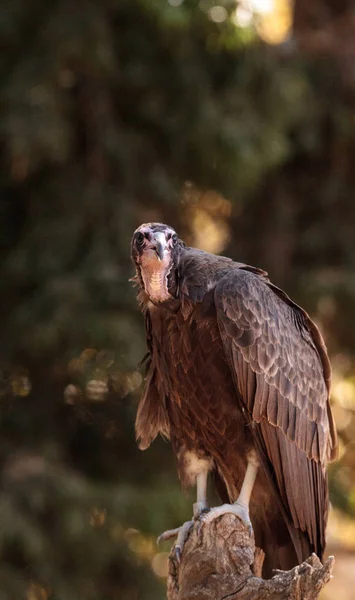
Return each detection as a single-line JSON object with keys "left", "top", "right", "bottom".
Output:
{"left": 198, "top": 501, "right": 253, "bottom": 534}
{"left": 157, "top": 519, "right": 195, "bottom": 562}
{"left": 193, "top": 501, "right": 209, "bottom": 519}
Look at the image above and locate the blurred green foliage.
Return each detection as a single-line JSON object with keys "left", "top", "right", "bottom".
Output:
{"left": 1, "top": 0, "right": 355, "bottom": 598}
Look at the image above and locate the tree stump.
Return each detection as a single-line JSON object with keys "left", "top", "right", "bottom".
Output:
{"left": 167, "top": 515, "right": 334, "bottom": 600}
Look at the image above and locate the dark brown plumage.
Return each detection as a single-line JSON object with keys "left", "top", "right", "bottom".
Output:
{"left": 131, "top": 222, "right": 338, "bottom": 577}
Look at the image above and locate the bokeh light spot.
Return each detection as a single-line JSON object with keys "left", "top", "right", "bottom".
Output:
{"left": 90, "top": 507, "right": 107, "bottom": 528}
{"left": 333, "top": 379, "right": 355, "bottom": 409}
{"left": 151, "top": 552, "right": 169, "bottom": 578}
{"left": 233, "top": 6, "right": 253, "bottom": 27}
{"left": 233, "top": 0, "right": 292, "bottom": 44}
{"left": 208, "top": 6, "right": 228, "bottom": 23}
{"left": 11, "top": 374, "right": 31, "bottom": 397}
{"left": 86, "top": 379, "right": 109, "bottom": 402}
{"left": 26, "top": 582, "right": 48, "bottom": 600}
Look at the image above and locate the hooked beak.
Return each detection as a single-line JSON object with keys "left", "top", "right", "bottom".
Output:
{"left": 155, "top": 241, "right": 165, "bottom": 261}
{"left": 151, "top": 233, "right": 168, "bottom": 261}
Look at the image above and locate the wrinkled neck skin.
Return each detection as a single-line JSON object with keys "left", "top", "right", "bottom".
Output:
{"left": 139, "top": 249, "right": 174, "bottom": 305}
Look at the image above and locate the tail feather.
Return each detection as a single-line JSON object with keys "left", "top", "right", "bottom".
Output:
{"left": 253, "top": 518, "right": 311, "bottom": 578}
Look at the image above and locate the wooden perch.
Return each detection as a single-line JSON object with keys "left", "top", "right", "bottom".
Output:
{"left": 167, "top": 515, "right": 334, "bottom": 600}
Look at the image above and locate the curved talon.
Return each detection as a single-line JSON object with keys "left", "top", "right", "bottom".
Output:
{"left": 157, "top": 527, "right": 181, "bottom": 545}
{"left": 196, "top": 518, "right": 204, "bottom": 537}
{"left": 193, "top": 501, "right": 209, "bottom": 519}
{"left": 157, "top": 519, "right": 194, "bottom": 560}
{"left": 200, "top": 507, "right": 210, "bottom": 516}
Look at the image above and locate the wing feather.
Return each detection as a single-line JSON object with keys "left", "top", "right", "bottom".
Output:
{"left": 215, "top": 268, "right": 337, "bottom": 559}
{"left": 135, "top": 368, "right": 170, "bottom": 450}
{"left": 135, "top": 309, "right": 170, "bottom": 450}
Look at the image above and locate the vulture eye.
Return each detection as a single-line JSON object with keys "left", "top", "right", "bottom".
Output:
{"left": 136, "top": 232, "right": 145, "bottom": 246}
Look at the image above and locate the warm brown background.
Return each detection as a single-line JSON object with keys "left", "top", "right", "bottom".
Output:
{"left": 1, "top": 0, "right": 354, "bottom": 598}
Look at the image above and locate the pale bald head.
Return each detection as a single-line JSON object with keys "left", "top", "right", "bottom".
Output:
{"left": 131, "top": 223, "right": 180, "bottom": 303}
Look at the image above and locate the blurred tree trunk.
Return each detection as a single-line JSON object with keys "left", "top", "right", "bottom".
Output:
{"left": 167, "top": 515, "right": 333, "bottom": 600}
{"left": 293, "top": 0, "right": 355, "bottom": 88}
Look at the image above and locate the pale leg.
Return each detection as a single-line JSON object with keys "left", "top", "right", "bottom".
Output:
{"left": 199, "top": 459, "right": 258, "bottom": 532}
{"left": 157, "top": 469, "right": 209, "bottom": 559}
{"left": 193, "top": 471, "right": 209, "bottom": 518}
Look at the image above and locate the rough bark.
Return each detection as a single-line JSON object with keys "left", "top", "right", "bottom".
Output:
{"left": 167, "top": 515, "right": 334, "bottom": 600}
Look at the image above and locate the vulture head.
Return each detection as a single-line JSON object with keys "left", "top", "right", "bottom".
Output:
{"left": 131, "top": 223, "right": 180, "bottom": 303}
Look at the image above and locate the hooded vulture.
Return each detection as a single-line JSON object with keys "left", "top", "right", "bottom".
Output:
{"left": 131, "top": 222, "right": 338, "bottom": 577}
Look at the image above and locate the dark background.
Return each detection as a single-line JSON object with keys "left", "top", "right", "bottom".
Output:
{"left": 1, "top": 1, "right": 355, "bottom": 598}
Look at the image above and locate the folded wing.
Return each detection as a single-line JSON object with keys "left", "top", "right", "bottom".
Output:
{"left": 215, "top": 268, "right": 337, "bottom": 560}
